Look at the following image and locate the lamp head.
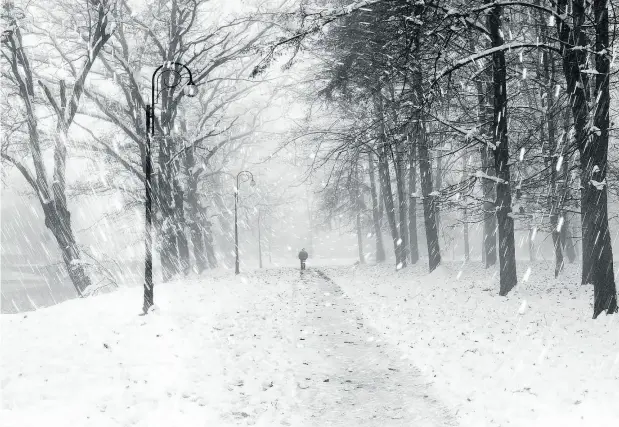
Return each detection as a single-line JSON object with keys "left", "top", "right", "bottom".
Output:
{"left": 184, "top": 82, "right": 198, "bottom": 97}
{"left": 250, "top": 178, "right": 256, "bottom": 187}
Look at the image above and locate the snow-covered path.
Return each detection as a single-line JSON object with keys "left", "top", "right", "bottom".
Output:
{"left": 288, "top": 269, "right": 455, "bottom": 426}
{"left": 2, "top": 266, "right": 455, "bottom": 427}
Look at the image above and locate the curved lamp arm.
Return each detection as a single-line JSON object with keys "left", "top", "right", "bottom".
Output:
{"left": 236, "top": 170, "right": 256, "bottom": 193}
{"left": 150, "top": 62, "right": 197, "bottom": 134}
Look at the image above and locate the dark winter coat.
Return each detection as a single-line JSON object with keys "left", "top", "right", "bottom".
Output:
{"left": 298, "top": 250, "right": 308, "bottom": 261}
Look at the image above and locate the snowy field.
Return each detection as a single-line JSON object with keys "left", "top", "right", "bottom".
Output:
{"left": 326, "top": 261, "right": 619, "bottom": 427}
{"left": 1, "top": 260, "right": 617, "bottom": 427}
{"left": 1, "top": 268, "right": 306, "bottom": 427}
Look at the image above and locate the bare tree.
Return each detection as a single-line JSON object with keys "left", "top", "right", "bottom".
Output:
{"left": 1, "top": 0, "right": 116, "bottom": 295}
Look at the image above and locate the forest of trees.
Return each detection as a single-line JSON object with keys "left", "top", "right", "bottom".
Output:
{"left": 264, "top": 0, "right": 619, "bottom": 319}
{"left": 2, "top": 0, "right": 618, "bottom": 319}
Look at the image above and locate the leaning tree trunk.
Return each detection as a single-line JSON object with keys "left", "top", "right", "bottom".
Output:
{"left": 368, "top": 152, "right": 386, "bottom": 262}
{"left": 489, "top": 4, "right": 517, "bottom": 296}
{"left": 375, "top": 93, "right": 402, "bottom": 267}
{"left": 48, "top": 132, "right": 93, "bottom": 295}
{"left": 408, "top": 136, "right": 419, "bottom": 264}
{"left": 377, "top": 142, "right": 401, "bottom": 268}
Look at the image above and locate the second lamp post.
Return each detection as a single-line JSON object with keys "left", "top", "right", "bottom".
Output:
{"left": 235, "top": 170, "right": 255, "bottom": 274}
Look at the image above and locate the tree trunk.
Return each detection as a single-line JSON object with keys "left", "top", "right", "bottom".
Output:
{"left": 377, "top": 142, "right": 401, "bottom": 268}
{"left": 174, "top": 180, "right": 190, "bottom": 275}
{"left": 472, "top": 35, "right": 498, "bottom": 268}
{"left": 356, "top": 213, "right": 365, "bottom": 264}
{"left": 201, "top": 205, "right": 218, "bottom": 269}
{"left": 489, "top": 4, "right": 517, "bottom": 296}
{"left": 435, "top": 148, "right": 442, "bottom": 229}
{"left": 143, "top": 108, "right": 154, "bottom": 312}
{"left": 368, "top": 152, "right": 386, "bottom": 262}
{"left": 480, "top": 149, "right": 498, "bottom": 268}
{"left": 556, "top": 0, "right": 617, "bottom": 316}
{"left": 306, "top": 197, "right": 314, "bottom": 255}
{"left": 48, "top": 128, "right": 93, "bottom": 295}
{"left": 411, "top": 55, "right": 440, "bottom": 271}
{"left": 562, "top": 217, "right": 577, "bottom": 263}
{"left": 353, "top": 163, "right": 366, "bottom": 264}
{"left": 157, "top": 133, "right": 179, "bottom": 282}
{"left": 408, "top": 137, "right": 419, "bottom": 264}
{"left": 417, "top": 126, "right": 441, "bottom": 272}
{"left": 258, "top": 211, "right": 263, "bottom": 268}
{"left": 587, "top": 0, "right": 617, "bottom": 316}
{"left": 528, "top": 227, "right": 536, "bottom": 262}
{"left": 572, "top": 223, "right": 581, "bottom": 262}
{"left": 395, "top": 142, "right": 409, "bottom": 266}
{"left": 462, "top": 153, "right": 470, "bottom": 262}
{"left": 375, "top": 92, "right": 402, "bottom": 267}
{"left": 185, "top": 142, "right": 207, "bottom": 273}
{"left": 540, "top": 13, "right": 563, "bottom": 278}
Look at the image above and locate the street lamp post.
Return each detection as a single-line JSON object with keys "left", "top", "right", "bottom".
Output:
{"left": 143, "top": 62, "right": 197, "bottom": 315}
{"left": 234, "top": 170, "right": 255, "bottom": 275}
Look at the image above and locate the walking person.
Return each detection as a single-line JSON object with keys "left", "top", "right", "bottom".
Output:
{"left": 298, "top": 248, "right": 308, "bottom": 270}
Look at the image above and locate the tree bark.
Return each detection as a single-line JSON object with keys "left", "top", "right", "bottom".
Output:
{"left": 356, "top": 213, "right": 365, "bottom": 264}
{"left": 184, "top": 140, "right": 207, "bottom": 273}
{"left": 488, "top": 4, "right": 517, "bottom": 296}
{"left": 258, "top": 211, "right": 263, "bottom": 268}
{"left": 174, "top": 179, "right": 190, "bottom": 275}
{"left": 368, "top": 152, "right": 386, "bottom": 262}
{"left": 417, "top": 123, "right": 441, "bottom": 272}
{"left": 562, "top": 217, "right": 577, "bottom": 263}
{"left": 471, "top": 35, "right": 498, "bottom": 268}
{"left": 408, "top": 137, "right": 419, "bottom": 264}
{"left": 377, "top": 141, "right": 401, "bottom": 268}
{"left": 462, "top": 153, "right": 470, "bottom": 262}
{"left": 411, "top": 50, "right": 440, "bottom": 271}
{"left": 540, "top": 11, "right": 563, "bottom": 278}
{"left": 353, "top": 164, "right": 366, "bottom": 264}
{"left": 375, "top": 93, "right": 402, "bottom": 267}
{"left": 588, "top": 0, "right": 617, "bottom": 316}
{"left": 1, "top": 13, "right": 112, "bottom": 296}
{"left": 556, "top": 0, "right": 617, "bottom": 316}
{"left": 201, "top": 204, "right": 218, "bottom": 269}
{"left": 157, "top": 132, "right": 179, "bottom": 282}
{"left": 395, "top": 141, "right": 409, "bottom": 266}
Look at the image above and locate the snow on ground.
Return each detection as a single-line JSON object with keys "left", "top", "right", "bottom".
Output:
{"left": 1, "top": 268, "right": 304, "bottom": 427}
{"left": 325, "top": 261, "right": 619, "bottom": 427}
{"left": 3, "top": 260, "right": 617, "bottom": 427}
{"left": 1, "top": 263, "right": 457, "bottom": 427}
